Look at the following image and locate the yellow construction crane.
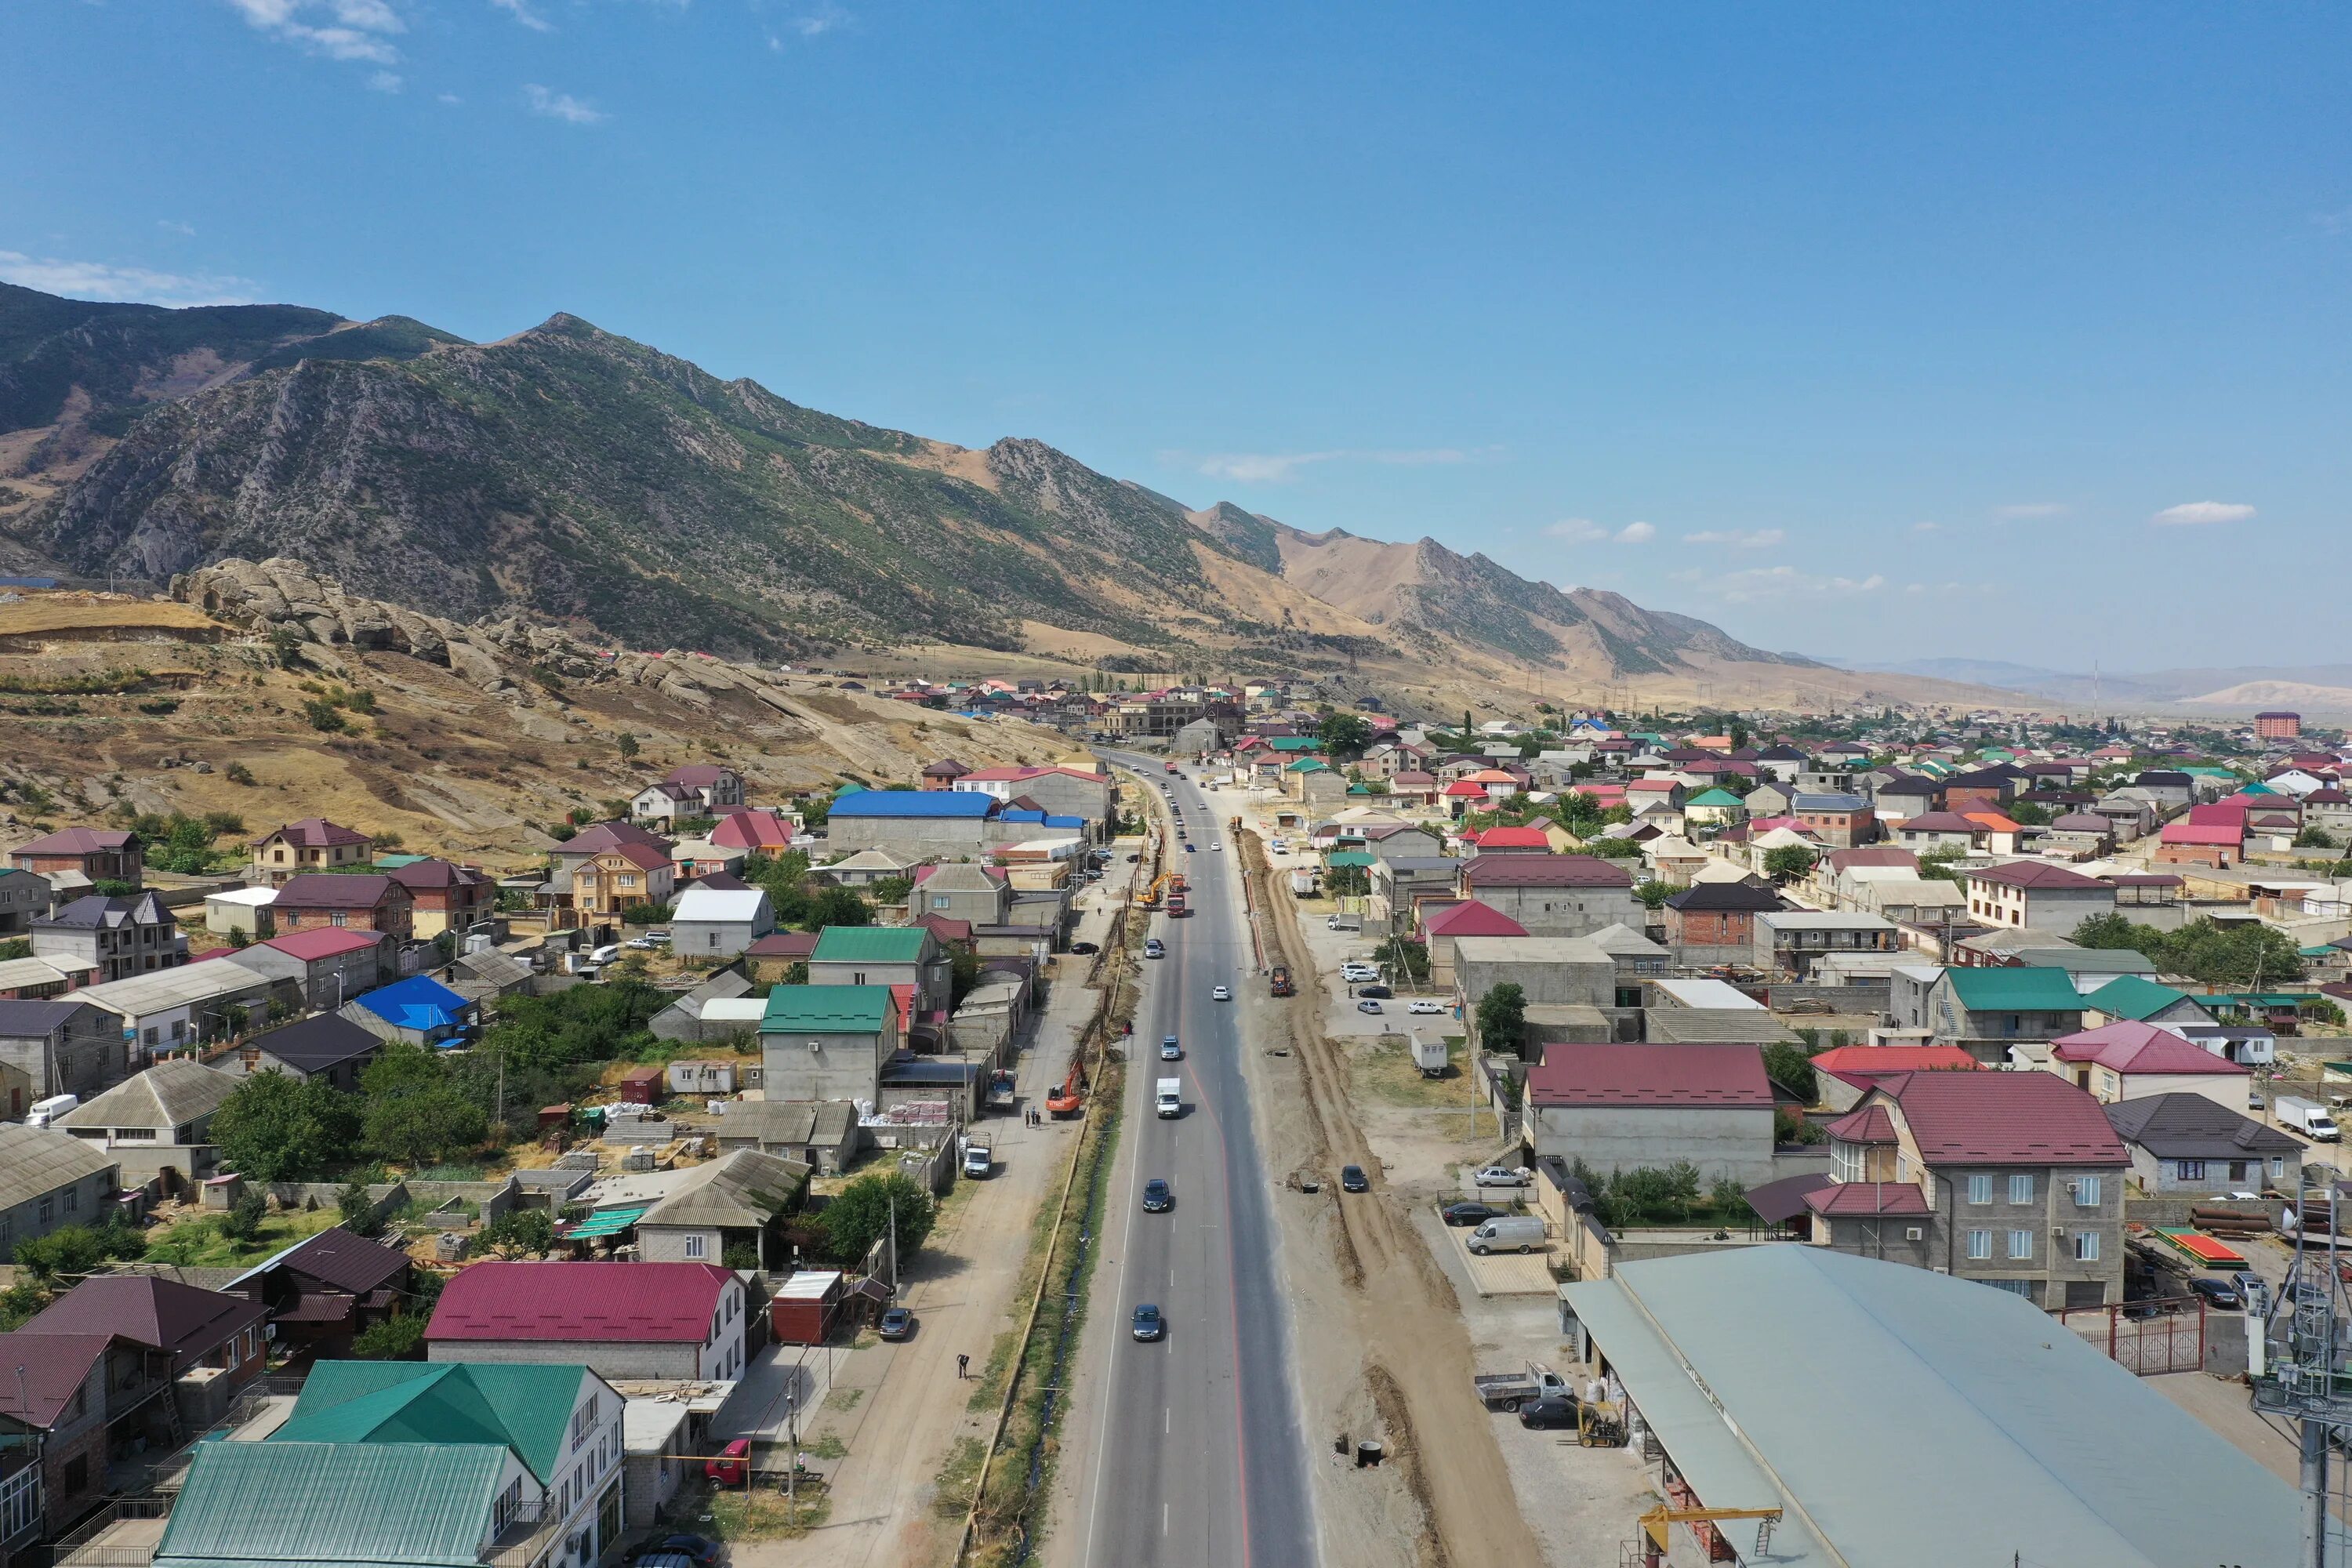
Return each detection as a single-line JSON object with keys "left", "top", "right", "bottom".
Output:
{"left": 1136, "top": 871, "right": 1186, "bottom": 910}
{"left": 1638, "top": 1504, "right": 1783, "bottom": 1555}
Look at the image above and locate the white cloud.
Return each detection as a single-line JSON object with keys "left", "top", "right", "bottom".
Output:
{"left": 1179, "top": 448, "right": 1473, "bottom": 485}
{"left": 490, "top": 0, "right": 553, "bottom": 30}
{"left": 0, "top": 250, "right": 256, "bottom": 306}
{"left": 1548, "top": 517, "right": 1653, "bottom": 545}
{"left": 367, "top": 70, "right": 402, "bottom": 91}
{"left": 1682, "top": 528, "right": 1784, "bottom": 549}
{"left": 524, "top": 84, "right": 608, "bottom": 124}
{"left": 1685, "top": 565, "right": 1886, "bottom": 604}
{"left": 793, "top": 3, "right": 850, "bottom": 35}
{"left": 222, "top": 0, "right": 405, "bottom": 64}
{"left": 2151, "top": 500, "right": 2256, "bottom": 527}
{"left": 2315, "top": 206, "right": 2352, "bottom": 236}
{"left": 1910, "top": 521, "right": 1940, "bottom": 534}
{"left": 1994, "top": 502, "right": 2068, "bottom": 520}
{"left": 437, "top": 92, "right": 463, "bottom": 103}
{"left": 157, "top": 220, "right": 197, "bottom": 237}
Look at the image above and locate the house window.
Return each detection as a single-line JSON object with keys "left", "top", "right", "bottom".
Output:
{"left": 1967, "top": 1174, "right": 1992, "bottom": 1205}
{"left": 331, "top": 913, "right": 348, "bottom": 927}
{"left": 38, "top": 1196, "right": 52, "bottom": 1224}
{"left": 60, "top": 1188, "right": 75, "bottom": 1213}
{"left": 1, "top": 1462, "right": 38, "bottom": 1541}
{"left": 683, "top": 1234, "right": 707, "bottom": 1259}
{"left": 2074, "top": 1232, "right": 2101, "bottom": 1262}
{"left": 61, "top": 1455, "right": 86, "bottom": 1496}
{"left": 2008, "top": 1230, "right": 2034, "bottom": 1261}
{"left": 1984, "top": 1278, "right": 2036, "bottom": 1299}
{"left": 2274, "top": 1157, "right": 2289, "bottom": 1179}
{"left": 2074, "top": 1176, "right": 2101, "bottom": 1207}
{"left": 2176, "top": 1160, "right": 2206, "bottom": 1181}
{"left": 2008, "top": 1174, "right": 2034, "bottom": 1204}
{"left": 1966, "top": 1229, "right": 1992, "bottom": 1260}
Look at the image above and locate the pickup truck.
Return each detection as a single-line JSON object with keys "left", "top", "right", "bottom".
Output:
{"left": 1473, "top": 1363, "right": 1573, "bottom": 1414}
{"left": 963, "top": 1143, "right": 992, "bottom": 1179}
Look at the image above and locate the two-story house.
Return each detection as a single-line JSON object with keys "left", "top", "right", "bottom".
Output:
{"left": 758, "top": 985, "right": 902, "bottom": 1103}
{"left": 0, "top": 1124, "right": 122, "bottom": 1258}
{"left": 1751, "top": 910, "right": 1898, "bottom": 979}
{"left": 1663, "top": 880, "right": 1787, "bottom": 967}
{"left": 20, "top": 1275, "right": 270, "bottom": 1421}
{"left": 1457, "top": 855, "right": 1640, "bottom": 938}
{"left": 387, "top": 858, "right": 495, "bottom": 938}
{"left": 248, "top": 818, "right": 374, "bottom": 886}
{"left": 0, "top": 997, "right": 125, "bottom": 1103}
{"left": 1804, "top": 1069, "right": 2127, "bottom": 1308}
{"left": 2044, "top": 1021, "right": 2250, "bottom": 1108}
{"left": 1790, "top": 792, "right": 1875, "bottom": 848}
{"left": 913, "top": 862, "right": 1012, "bottom": 927}
{"left": 571, "top": 843, "right": 674, "bottom": 920}
{"left": 1926, "top": 966, "right": 2089, "bottom": 1063}
{"left": 30, "top": 892, "right": 187, "bottom": 982}
{"left": 0, "top": 867, "right": 54, "bottom": 937}
{"left": 9, "top": 827, "right": 143, "bottom": 888}
{"left": 270, "top": 873, "right": 416, "bottom": 942}
{"left": 0, "top": 1327, "right": 173, "bottom": 1549}
{"left": 1961, "top": 860, "right": 2118, "bottom": 931}
{"left": 808, "top": 924, "right": 951, "bottom": 1017}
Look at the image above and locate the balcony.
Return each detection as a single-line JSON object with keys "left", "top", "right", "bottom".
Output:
{"left": 52, "top": 1495, "right": 171, "bottom": 1568}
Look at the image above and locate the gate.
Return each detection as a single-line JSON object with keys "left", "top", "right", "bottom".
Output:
{"left": 2060, "top": 1300, "right": 2206, "bottom": 1374}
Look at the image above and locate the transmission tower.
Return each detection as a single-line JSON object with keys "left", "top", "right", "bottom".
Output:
{"left": 2253, "top": 1171, "right": 2352, "bottom": 1566}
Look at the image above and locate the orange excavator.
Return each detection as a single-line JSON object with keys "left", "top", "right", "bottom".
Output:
{"left": 1047, "top": 1054, "right": 1087, "bottom": 1117}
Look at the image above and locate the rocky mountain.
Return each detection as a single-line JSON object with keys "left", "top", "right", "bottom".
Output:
{"left": 0, "top": 281, "right": 1987, "bottom": 710}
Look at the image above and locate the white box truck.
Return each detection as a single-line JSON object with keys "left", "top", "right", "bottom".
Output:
{"left": 2278, "top": 1096, "right": 2341, "bottom": 1142}
{"left": 1156, "top": 1078, "right": 1181, "bottom": 1118}
{"left": 1410, "top": 1033, "right": 1449, "bottom": 1078}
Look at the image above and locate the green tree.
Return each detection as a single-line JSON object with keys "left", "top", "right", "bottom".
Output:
{"left": 616, "top": 731, "right": 640, "bottom": 760}
{"left": 1761, "top": 1041, "right": 1818, "bottom": 1103}
{"left": 1762, "top": 844, "right": 1817, "bottom": 884}
{"left": 13, "top": 1224, "right": 111, "bottom": 1282}
{"left": 351, "top": 1313, "right": 428, "bottom": 1360}
{"left": 364, "top": 1087, "right": 488, "bottom": 1168}
{"left": 1708, "top": 1174, "right": 1751, "bottom": 1223}
{"left": 868, "top": 876, "right": 914, "bottom": 907}
{"left": 1316, "top": 713, "right": 1374, "bottom": 757}
{"left": 2007, "top": 800, "right": 2053, "bottom": 826}
{"left": 476, "top": 1209, "right": 558, "bottom": 1258}
{"left": 1662, "top": 1160, "right": 1704, "bottom": 1222}
{"left": 212, "top": 1072, "right": 359, "bottom": 1181}
{"left": 338, "top": 1181, "right": 382, "bottom": 1237}
{"left": 2296, "top": 826, "right": 2336, "bottom": 850}
{"left": 1325, "top": 864, "right": 1370, "bottom": 897}
{"left": 0, "top": 938, "right": 27, "bottom": 962}
{"left": 809, "top": 886, "right": 872, "bottom": 930}
{"left": 1474, "top": 982, "right": 1527, "bottom": 1052}
{"left": 820, "top": 1171, "right": 935, "bottom": 1266}
{"left": 218, "top": 1192, "right": 268, "bottom": 1244}
{"left": 1633, "top": 879, "right": 1671, "bottom": 911}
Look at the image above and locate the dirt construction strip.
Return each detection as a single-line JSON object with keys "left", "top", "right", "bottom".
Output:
{"left": 1240, "top": 831, "right": 1545, "bottom": 1568}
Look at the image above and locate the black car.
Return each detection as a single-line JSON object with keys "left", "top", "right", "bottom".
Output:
{"left": 1131, "top": 1303, "right": 1166, "bottom": 1341}
{"left": 650, "top": 1537, "right": 723, "bottom": 1566}
{"left": 1357, "top": 983, "right": 1393, "bottom": 999}
{"left": 2187, "top": 1276, "right": 2245, "bottom": 1311}
{"left": 1142, "top": 1178, "right": 1172, "bottom": 1213}
{"left": 1517, "top": 1396, "right": 1580, "bottom": 1430}
{"left": 1069, "top": 941, "right": 1100, "bottom": 955}
{"left": 1442, "top": 1201, "right": 1500, "bottom": 1227}
{"left": 1339, "top": 1164, "right": 1370, "bottom": 1192}
{"left": 877, "top": 1307, "right": 915, "bottom": 1341}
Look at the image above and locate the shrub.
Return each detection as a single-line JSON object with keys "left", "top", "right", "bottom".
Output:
{"left": 820, "top": 1172, "right": 935, "bottom": 1266}
{"left": 352, "top": 1313, "right": 427, "bottom": 1360}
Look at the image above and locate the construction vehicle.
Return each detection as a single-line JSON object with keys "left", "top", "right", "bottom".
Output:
{"left": 1137, "top": 870, "right": 1189, "bottom": 912}
{"left": 986, "top": 1069, "right": 1015, "bottom": 1110}
{"left": 1047, "top": 1056, "right": 1086, "bottom": 1117}
{"left": 1269, "top": 964, "right": 1294, "bottom": 997}
{"left": 1164, "top": 761, "right": 1180, "bottom": 775}
{"left": 1227, "top": 815, "right": 1242, "bottom": 835}
{"left": 1635, "top": 1505, "right": 1783, "bottom": 1563}
{"left": 1576, "top": 1399, "right": 1627, "bottom": 1448}
{"left": 1167, "top": 886, "right": 1189, "bottom": 917}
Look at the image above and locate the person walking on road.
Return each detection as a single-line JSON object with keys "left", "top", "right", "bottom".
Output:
{"left": 957, "top": 1353, "right": 970, "bottom": 1380}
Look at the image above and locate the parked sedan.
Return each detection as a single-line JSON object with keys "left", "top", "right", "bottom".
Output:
{"left": 1408, "top": 1000, "right": 1444, "bottom": 1015}
{"left": 1473, "top": 1165, "right": 1531, "bottom": 1188}
{"left": 877, "top": 1307, "right": 915, "bottom": 1341}
{"left": 1069, "top": 941, "right": 1100, "bottom": 955}
{"left": 1442, "top": 1201, "right": 1501, "bottom": 1227}
{"left": 2188, "top": 1277, "right": 2245, "bottom": 1311}
{"left": 1131, "top": 1303, "right": 1166, "bottom": 1341}
{"left": 1517, "top": 1396, "right": 1580, "bottom": 1431}
{"left": 648, "top": 1536, "right": 723, "bottom": 1566}
{"left": 1357, "top": 984, "right": 1393, "bottom": 999}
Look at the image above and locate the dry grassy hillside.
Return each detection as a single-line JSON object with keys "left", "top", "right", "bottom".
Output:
{"left": 0, "top": 590, "right": 1080, "bottom": 869}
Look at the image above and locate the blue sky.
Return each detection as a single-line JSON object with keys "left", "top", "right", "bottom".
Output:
{"left": 5, "top": 2, "right": 2347, "bottom": 671}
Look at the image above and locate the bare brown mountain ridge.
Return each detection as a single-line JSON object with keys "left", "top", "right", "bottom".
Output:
{"left": 0, "top": 282, "right": 2016, "bottom": 713}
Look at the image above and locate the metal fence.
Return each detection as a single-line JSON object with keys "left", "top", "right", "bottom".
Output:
{"left": 2059, "top": 1298, "right": 2207, "bottom": 1375}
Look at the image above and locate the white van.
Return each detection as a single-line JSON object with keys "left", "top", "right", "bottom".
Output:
{"left": 1468, "top": 1215, "right": 1548, "bottom": 1256}
{"left": 1155, "top": 1078, "right": 1182, "bottom": 1118}
{"left": 25, "top": 1094, "right": 79, "bottom": 1128}
{"left": 589, "top": 943, "right": 622, "bottom": 965}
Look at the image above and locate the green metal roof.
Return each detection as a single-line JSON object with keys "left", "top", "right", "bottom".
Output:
{"left": 275, "top": 1361, "right": 585, "bottom": 1483}
{"left": 1943, "top": 967, "right": 2087, "bottom": 1013}
{"left": 1266, "top": 736, "right": 1322, "bottom": 752}
{"left": 1684, "top": 788, "right": 1744, "bottom": 808}
{"left": 567, "top": 1203, "right": 648, "bottom": 1238}
{"left": 2207, "top": 991, "right": 2321, "bottom": 1007}
{"left": 158, "top": 1439, "right": 506, "bottom": 1568}
{"left": 760, "top": 983, "right": 895, "bottom": 1033}
{"left": 1323, "top": 850, "right": 1377, "bottom": 867}
{"left": 2085, "top": 975, "right": 2200, "bottom": 1021}
{"left": 1285, "top": 757, "right": 1331, "bottom": 772}
{"left": 811, "top": 925, "right": 929, "bottom": 965}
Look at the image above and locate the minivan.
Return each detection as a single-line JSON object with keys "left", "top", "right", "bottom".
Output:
{"left": 1468, "top": 1216, "right": 1548, "bottom": 1256}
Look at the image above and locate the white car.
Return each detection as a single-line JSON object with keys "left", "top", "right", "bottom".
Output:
{"left": 1407, "top": 1000, "right": 1443, "bottom": 1015}
{"left": 1210, "top": 842, "right": 1222, "bottom": 851}
{"left": 1211, "top": 985, "right": 1231, "bottom": 1001}
{"left": 1340, "top": 965, "right": 1378, "bottom": 982}
{"left": 1473, "top": 1165, "right": 1531, "bottom": 1188}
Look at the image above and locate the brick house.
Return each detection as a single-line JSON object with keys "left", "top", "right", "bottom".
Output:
{"left": 2255, "top": 711, "right": 2301, "bottom": 740}
{"left": 0, "top": 1330, "right": 174, "bottom": 1551}
{"left": 1805, "top": 1070, "right": 2127, "bottom": 1308}
{"left": 226, "top": 1225, "right": 412, "bottom": 1361}
{"left": 1457, "top": 855, "right": 1640, "bottom": 938}
{"left": 1961, "top": 860, "right": 2118, "bottom": 931}
{"left": 30, "top": 892, "right": 187, "bottom": 983}
{"left": 2155, "top": 821, "right": 2242, "bottom": 869}
{"left": 572, "top": 843, "right": 675, "bottom": 919}
{"left": 9, "top": 827, "right": 143, "bottom": 888}
{"left": 1662, "top": 880, "right": 1788, "bottom": 967}
{"left": 249, "top": 818, "right": 374, "bottom": 887}
{"left": 386, "top": 858, "right": 495, "bottom": 938}
{"left": 270, "top": 873, "right": 414, "bottom": 942}
{"left": 1789, "top": 792, "right": 1875, "bottom": 848}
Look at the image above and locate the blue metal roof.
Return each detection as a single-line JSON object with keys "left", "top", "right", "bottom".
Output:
{"left": 829, "top": 789, "right": 996, "bottom": 819}
{"left": 352, "top": 975, "right": 470, "bottom": 1033}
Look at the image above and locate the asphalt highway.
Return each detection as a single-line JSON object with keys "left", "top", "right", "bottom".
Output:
{"left": 1072, "top": 756, "right": 1318, "bottom": 1567}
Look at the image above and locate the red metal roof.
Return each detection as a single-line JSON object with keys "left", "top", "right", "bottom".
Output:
{"left": 1467, "top": 826, "right": 1551, "bottom": 848}
{"left": 2050, "top": 1022, "right": 2246, "bottom": 1076}
{"left": 259, "top": 818, "right": 369, "bottom": 848}
{"left": 1441, "top": 781, "right": 1488, "bottom": 797}
{"left": 0, "top": 1332, "right": 119, "bottom": 1428}
{"left": 1809, "top": 1045, "right": 1980, "bottom": 1076}
{"left": 1803, "top": 1181, "right": 1931, "bottom": 1217}
{"left": 264, "top": 927, "right": 385, "bottom": 961}
{"left": 1824, "top": 1104, "right": 1901, "bottom": 1144}
{"left": 426, "top": 1260, "right": 735, "bottom": 1344}
{"left": 1874, "top": 1072, "right": 2128, "bottom": 1167}
{"left": 2160, "top": 822, "right": 2243, "bottom": 846}
{"left": 274, "top": 873, "right": 403, "bottom": 909}
{"left": 1527, "top": 1044, "right": 1773, "bottom": 1108}
{"left": 1421, "top": 900, "right": 1529, "bottom": 939}
{"left": 1964, "top": 860, "right": 2107, "bottom": 890}
{"left": 13, "top": 826, "right": 135, "bottom": 855}
{"left": 1463, "top": 855, "right": 1633, "bottom": 890}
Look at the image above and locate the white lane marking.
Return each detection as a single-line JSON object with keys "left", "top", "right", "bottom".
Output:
{"left": 1079, "top": 992, "right": 1153, "bottom": 1567}
{"left": 1165, "top": 1406, "right": 1171, "bottom": 1434}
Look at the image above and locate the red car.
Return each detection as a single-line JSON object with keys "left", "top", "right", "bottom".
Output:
{"left": 706, "top": 1438, "right": 750, "bottom": 1485}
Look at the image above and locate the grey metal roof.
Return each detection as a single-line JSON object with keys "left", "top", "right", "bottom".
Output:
{"left": 57, "top": 1059, "right": 240, "bottom": 1131}
{"left": 0, "top": 1123, "right": 117, "bottom": 1209}
{"left": 639, "top": 1149, "right": 810, "bottom": 1230}
{"left": 1564, "top": 1247, "right": 2300, "bottom": 1568}
{"left": 0, "top": 997, "right": 91, "bottom": 1038}
{"left": 73, "top": 957, "right": 278, "bottom": 1018}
